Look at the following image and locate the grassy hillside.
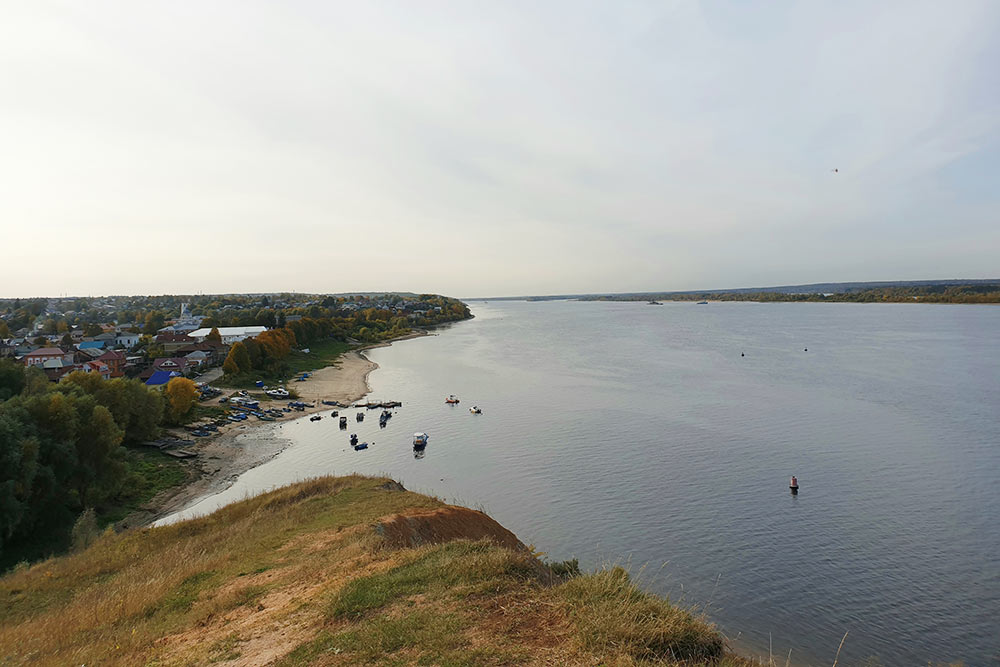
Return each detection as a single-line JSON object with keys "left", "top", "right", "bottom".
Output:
{"left": 0, "top": 475, "right": 759, "bottom": 666}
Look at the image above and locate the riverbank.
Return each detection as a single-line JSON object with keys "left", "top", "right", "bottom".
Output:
{"left": 122, "top": 349, "right": 385, "bottom": 528}
{"left": 3, "top": 475, "right": 755, "bottom": 666}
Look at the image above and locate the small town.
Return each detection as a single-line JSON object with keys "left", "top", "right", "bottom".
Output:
{"left": 0, "top": 293, "right": 464, "bottom": 385}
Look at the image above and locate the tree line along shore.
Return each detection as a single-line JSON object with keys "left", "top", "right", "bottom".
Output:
{"left": 579, "top": 281, "right": 1000, "bottom": 304}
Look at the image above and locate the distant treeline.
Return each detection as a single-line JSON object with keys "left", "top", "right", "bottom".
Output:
{"left": 220, "top": 298, "right": 471, "bottom": 379}
{"left": 581, "top": 283, "right": 1000, "bottom": 304}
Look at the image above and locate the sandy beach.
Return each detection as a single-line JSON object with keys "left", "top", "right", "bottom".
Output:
{"left": 122, "top": 350, "right": 381, "bottom": 528}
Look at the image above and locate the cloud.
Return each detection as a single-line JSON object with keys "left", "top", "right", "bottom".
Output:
{"left": 0, "top": 0, "right": 997, "bottom": 297}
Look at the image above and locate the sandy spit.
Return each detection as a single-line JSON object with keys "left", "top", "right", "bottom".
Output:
{"left": 121, "top": 343, "right": 416, "bottom": 529}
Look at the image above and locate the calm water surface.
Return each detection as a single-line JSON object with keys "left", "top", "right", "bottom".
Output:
{"left": 164, "top": 301, "right": 1000, "bottom": 665}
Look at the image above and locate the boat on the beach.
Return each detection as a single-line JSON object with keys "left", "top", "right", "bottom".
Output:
{"left": 354, "top": 442, "right": 368, "bottom": 451}
{"left": 413, "top": 432, "right": 429, "bottom": 448}
{"left": 309, "top": 415, "right": 322, "bottom": 422}
{"left": 469, "top": 406, "right": 482, "bottom": 414}
{"left": 350, "top": 433, "right": 358, "bottom": 446}
{"left": 445, "top": 395, "right": 460, "bottom": 404}
{"left": 381, "top": 400, "right": 402, "bottom": 408}
{"left": 356, "top": 412, "right": 364, "bottom": 422}
{"left": 266, "top": 388, "right": 290, "bottom": 398}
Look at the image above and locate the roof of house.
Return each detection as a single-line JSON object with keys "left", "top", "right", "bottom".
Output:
{"left": 24, "top": 347, "right": 65, "bottom": 357}
{"left": 155, "top": 332, "right": 194, "bottom": 343}
{"left": 189, "top": 326, "right": 267, "bottom": 338}
{"left": 153, "top": 357, "right": 189, "bottom": 370}
{"left": 78, "top": 340, "right": 106, "bottom": 349}
{"left": 97, "top": 349, "right": 126, "bottom": 361}
{"left": 145, "top": 370, "right": 180, "bottom": 386}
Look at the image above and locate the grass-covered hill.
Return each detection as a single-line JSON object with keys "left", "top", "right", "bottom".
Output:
{"left": 0, "top": 475, "right": 759, "bottom": 666}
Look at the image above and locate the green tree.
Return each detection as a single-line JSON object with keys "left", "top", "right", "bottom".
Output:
{"left": 143, "top": 311, "right": 165, "bottom": 335}
{"left": 60, "top": 333, "right": 73, "bottom": 347}
{"left": 0, "top": 320, "right": 10, "bottom": 338}
{"left": 229, "top": 341, "right": 251, "bottom": 374}
{"left": 223, "top": 354, "right": 240, "bottom": 376}
{"left": 0, "top": 359, "right": 26, "bottom": 401}
{"left": 206, "top": 327, "right": 222, "bottom": 344}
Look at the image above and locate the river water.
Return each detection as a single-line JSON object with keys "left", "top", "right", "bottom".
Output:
{"left": 163, "top": 300, "right": 1000, "bottom": 665}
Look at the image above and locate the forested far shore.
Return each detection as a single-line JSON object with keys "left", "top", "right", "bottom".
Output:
{"left": 580, "top": 283, "right": 1000, "bottom": 304}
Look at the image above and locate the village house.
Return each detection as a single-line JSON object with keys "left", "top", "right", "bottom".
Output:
{"left": 83, "top": 360, "right": 111, "bottom": 380}
{"left": 188, "top": 326, "right": 266, "bottom": 344}
{"left": 115, "top": 331, "right": 140, "bottom": 348}
{"left": 41, "top": 358, "right": 77, "bottom": 382}
{"left": 96, "top": 349, "right": 126, "bottom": 378}
{"left": 155, "top": 332, "right": 195, "bottom": 354}
{"left": 22, "top": 347, "right": 70, "bottom": 367}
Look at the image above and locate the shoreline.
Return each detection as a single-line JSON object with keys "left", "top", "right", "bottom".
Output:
{"left": 123, "top": 333, "right": 432, "bottom": 528}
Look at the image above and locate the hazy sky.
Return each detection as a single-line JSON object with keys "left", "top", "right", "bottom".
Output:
{"left": 2, "top": 1, "right": 998, "bottom": 298}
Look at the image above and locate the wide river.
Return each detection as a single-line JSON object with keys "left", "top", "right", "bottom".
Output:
{"left": 164, "top": 301, "right": 999, "bottom": 665}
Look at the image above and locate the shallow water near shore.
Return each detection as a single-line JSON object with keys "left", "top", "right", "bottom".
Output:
{"left": 162, "top": 301, "right": 1000, "bottom": 665}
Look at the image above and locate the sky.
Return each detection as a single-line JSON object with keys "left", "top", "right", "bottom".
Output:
{"left": 1, "top": 1, "right": 998, "bottom": 298}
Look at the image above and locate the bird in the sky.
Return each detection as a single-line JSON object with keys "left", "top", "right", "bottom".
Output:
{"left": 831, "top": 168, "right": 839, "bottom": 173}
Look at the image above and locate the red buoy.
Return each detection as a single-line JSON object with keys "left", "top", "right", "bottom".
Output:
{"left": 790, "top": 476, "right": 799, "bottom": 494}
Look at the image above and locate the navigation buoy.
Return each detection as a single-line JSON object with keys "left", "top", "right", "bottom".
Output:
{"left": 741, "top": 352, "right": 745, "bottom": 357}
{"left": 790, "top": 476, "right": 799, "bottom": 494}
{"left": 804, "top": 348, "right": 808, "bottom": 352}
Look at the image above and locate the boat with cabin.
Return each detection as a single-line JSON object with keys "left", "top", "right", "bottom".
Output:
{"left": 445, "top": 395, "right": 460, "bottom": 404}
{"left": 413, "top": 432, "right": 429, "bottom": 449}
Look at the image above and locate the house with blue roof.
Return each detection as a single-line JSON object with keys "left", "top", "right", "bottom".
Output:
{"left": 145, "top": 370, "right": 180, "bottom": 387}
{"left": 78, "top": 340, "right": 107, "bottom": 351}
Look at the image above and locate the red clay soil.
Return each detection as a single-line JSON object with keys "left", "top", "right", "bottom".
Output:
{"left": 375, "top": 506, "right": 528, "bottom": 552}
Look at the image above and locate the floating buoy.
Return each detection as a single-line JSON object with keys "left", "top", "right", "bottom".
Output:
{"left": 741, "top": 352, "right": 745, "bottom": 357}
{"left": 790, "top": 475, "right": 799, "bottom": 494}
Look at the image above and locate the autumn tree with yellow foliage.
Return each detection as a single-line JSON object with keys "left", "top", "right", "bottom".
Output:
{"left": 164, "top": 377, "right": 198, "bottom": 423}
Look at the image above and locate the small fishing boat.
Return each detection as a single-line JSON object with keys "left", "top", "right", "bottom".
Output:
{"left": 309, "top": 415, "right": 322, "bottom": 422}
{"left": 696, "top": 300, "right": 708, "bottom": 305}
{"left": 331, "top": 410, "right": 339, "bottom": 417}
{"left": 266, "top": 388, "right": 290, "bottom": 398}
{"left": 339, "top": 416, "right": 348, "bottom": 428}
{"left": 469, "top": 406, "right": 482, "bottom": 414}
{"left": 413, "top": 432, "right": 429, "bottom": 448}
{"left": 445, "top": 395, "right": 460, "bottom": 404}
{"left": 354, "top": 442, "right": 368, "bottom": 451}
{"left": 350, "top": 433, "right": 358, "bottom": 446}
{"left": 356, "top": 412, "right": 364, "bottom": 422}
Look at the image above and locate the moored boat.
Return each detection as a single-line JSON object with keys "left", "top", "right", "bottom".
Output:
{"left": 469, "top": 406, "right": 482, "bottom": 414}
{"left": 413, "top": 432, "right": 429, "bottom": 448}
{"left": 445, "top": 395, "right": 460, "bottom": 404}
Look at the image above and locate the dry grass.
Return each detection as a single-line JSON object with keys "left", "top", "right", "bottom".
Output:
{"left": 1, "top": 475, "right": 759, "bottom": 666}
